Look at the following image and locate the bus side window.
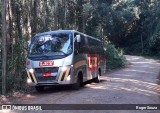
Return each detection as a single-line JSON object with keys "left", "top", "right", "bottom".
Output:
{"left": 84, "top": 36, "right": 89, "bottom": 53}
{"left": 79, "top": 35, "right": 86, "bottom": 53}
{"left": 89, "top": 38, "right": 96, "bottom": 54}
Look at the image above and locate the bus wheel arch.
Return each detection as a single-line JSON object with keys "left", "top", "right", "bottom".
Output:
{"left": 78, "top": 71, "right": 83, "bottom": 85}
{"left": 93, "top": 68, "right": 101, "bottom": 83}
{"left": 72, "top": 70, "right": 83, "bottom": 90}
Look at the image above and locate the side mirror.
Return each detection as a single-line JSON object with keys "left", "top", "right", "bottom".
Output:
{"left": 76, "top": 35, "right": 81, "bottom": 43}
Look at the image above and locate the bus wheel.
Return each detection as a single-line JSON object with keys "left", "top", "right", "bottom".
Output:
{"left": 72, "top": 76, "right": 81, "bottom": 90}
{"left": 93, "top": 76, "right": 100, "bottom": 83}
{"left": 93, "top": 71, "right": 100, "bottom": 83}
{"left": 35, "top": 86, "right": 44, "bottom": 92}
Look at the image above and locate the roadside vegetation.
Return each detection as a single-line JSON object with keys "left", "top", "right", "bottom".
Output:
{"left": 1, "top": 0, "right": 160, "bottom": 94}
{"left": 104, "top": 42, "right": 126, "bottom": 70}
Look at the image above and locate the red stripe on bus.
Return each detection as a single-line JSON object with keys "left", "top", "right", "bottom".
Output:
{"left": 88, "top": 54, "right": 98, "bottom": 71}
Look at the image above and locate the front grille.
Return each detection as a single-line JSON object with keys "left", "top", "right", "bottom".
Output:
{"left": 37, "top": 76, "right": 56, "bottom": 82}
{"left": 35, "top": 67, "right": 59, "bottom": 73}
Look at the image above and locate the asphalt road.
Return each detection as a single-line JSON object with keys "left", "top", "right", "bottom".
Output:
{"left": 0, "top": 55, "right": 160, "bottom": 113}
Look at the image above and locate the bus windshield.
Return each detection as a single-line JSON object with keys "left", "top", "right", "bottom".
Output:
{"left": 28, "top": 33, "right": 73, "bottom": 57}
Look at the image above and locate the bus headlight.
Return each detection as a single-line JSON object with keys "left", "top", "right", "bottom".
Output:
{"left": 29, "top": 69, "right": 34, "bottom": 73}
{"left": 27, "top": 78, "right": 32, "bottom": 84}
{"left": 61, "top": 66, "right": 67, "bottom": 71}
{"left": 63, "top": 57, "right": 72, "bottom": 66}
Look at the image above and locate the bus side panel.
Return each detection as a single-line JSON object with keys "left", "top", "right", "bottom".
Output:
{"left": 87, "top": 54, "right": 98, "bottom": 80}
{"left": 73, "top": 54, "right": 87, "bottom": 83}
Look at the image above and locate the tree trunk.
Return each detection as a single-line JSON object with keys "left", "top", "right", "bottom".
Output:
{"left": 77, "top": 0, "right": 83, "bottom": 32}
{"left": 22, "top": 0, "right": 31, "bottom": 40}
{"left": 2, "top": 0, "right": 7, "bottom": 95}
{"left": 64, "top": 0, "right": 67, "bottom": 29}
{"left": 32, "top": 0, "right": 38, "bottom": 35}
{"left": 54, "top": 0, "right": 58, "bottom": 29}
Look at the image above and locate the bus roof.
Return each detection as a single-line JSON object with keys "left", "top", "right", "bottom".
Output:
{"left": 35, "top": 30, "right": 101, "bottom": 42}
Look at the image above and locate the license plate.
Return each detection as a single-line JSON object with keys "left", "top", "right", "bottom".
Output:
{"left": 42, "top": 72, "right": 51, "bottom": 77}
{"left": 39, "top": 61, "right": 54, "bottom": 66}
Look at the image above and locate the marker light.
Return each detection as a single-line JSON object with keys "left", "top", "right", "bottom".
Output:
{"left": 29, "top": 69, "right": 34, "bottom": 73}
{"left": 26, "top": 60, "right": 30, "bottom": 65}
{"left": 27, "top": 78, "right": 32, "bottom": 84}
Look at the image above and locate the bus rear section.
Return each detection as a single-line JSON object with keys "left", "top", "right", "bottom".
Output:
{"left": 26, "top": 30, "right": 106, "bottom": 92}
{"left": 72, "top": 32, "right": 106, "bottom": 89}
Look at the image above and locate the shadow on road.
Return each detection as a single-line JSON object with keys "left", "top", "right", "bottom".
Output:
{"left": 31, "top": 79, "right": 107, "bottom": 95}
{"left": 157, "top": 71, "right": 160, "bottom": 85}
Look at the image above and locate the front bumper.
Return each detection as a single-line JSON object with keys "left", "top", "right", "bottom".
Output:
{"left": 26, "top": 66, "right": 74, "bottom": 86}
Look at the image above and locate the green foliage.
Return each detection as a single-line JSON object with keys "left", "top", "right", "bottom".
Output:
{"left": 2, "top": 0, "right": 160, "bottom": 94}
{"left": 7, "top": 38, "right": 28, "bottom": 92}
{"left": 104, "top": 42, "right": 126, "bottom": 70}
{"left": 149, "top": 31, "right": 160, "bottom": 56}
{"left": 0, "top": 82, "right": 1, "bottom": 94}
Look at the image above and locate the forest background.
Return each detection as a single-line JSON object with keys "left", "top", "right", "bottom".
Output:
{"left": 0, "top": 0, "right": 160, "bottom": 93}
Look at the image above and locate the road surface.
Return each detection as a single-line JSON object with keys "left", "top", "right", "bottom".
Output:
{"left": 0, "top": 55, "right": 160, "bottom": 113}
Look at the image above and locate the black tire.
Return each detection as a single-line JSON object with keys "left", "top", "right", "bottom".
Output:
{"left": 93, "top": 76, "right": 100, "bottom": 83}
{"left": 35, "top": 86, "right": 44, "bottom": 92}
{"left": 93, "top": 71, "right": 100, "bottom": 83}
{"left": 72, "top": 76, "right": 81, "bottom": 90}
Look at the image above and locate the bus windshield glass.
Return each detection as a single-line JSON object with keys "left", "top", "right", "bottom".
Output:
{"left": 28, "top": 33, "right": 73, "bottom": 57}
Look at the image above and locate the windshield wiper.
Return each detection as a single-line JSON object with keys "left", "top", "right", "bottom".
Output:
{"left": 43, "top": 50, "right": 67, "bottom": 56}
{"left": 28, "top": 53, "right": 49, "bottom": 58}
{"left": 56, "top": 50, "right": 67, "bottom": 56}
